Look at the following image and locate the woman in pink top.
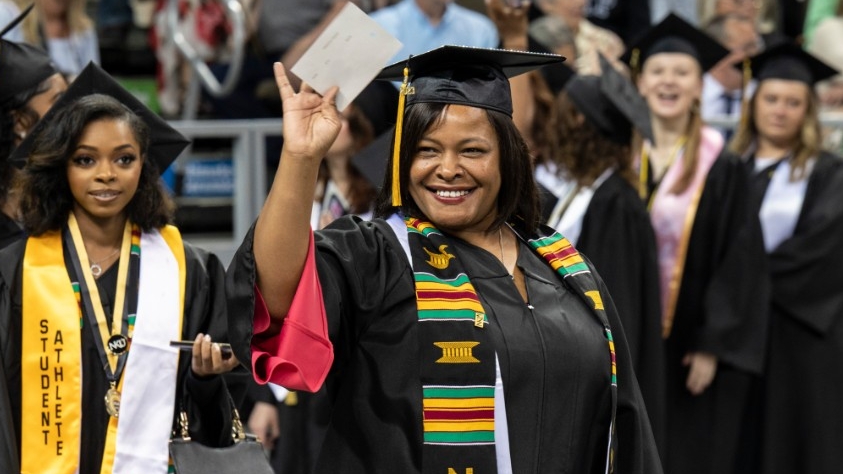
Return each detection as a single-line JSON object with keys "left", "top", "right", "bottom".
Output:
{"left": 620, "top": 13, "right": 769, "bottom": 474}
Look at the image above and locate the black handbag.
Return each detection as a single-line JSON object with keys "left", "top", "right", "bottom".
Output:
{"left": 169, "top": 398, "right": 274, "bottom": 474}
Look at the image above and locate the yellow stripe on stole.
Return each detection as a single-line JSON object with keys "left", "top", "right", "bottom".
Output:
{"left": 417, "top": 299, "right": 486, "bottom": 311}
{"left": 424, "top": 421, "right": 495, "bottom": 432}
{"left": 415, "top": 281, "right": 475, "bottom": 291}
{"left": 99, "top": 225, "right": 186, "bottom": 474}
{"left": 536, "top": 238, "right": 572, "bottom": 255}
{"left": 423, "top": 398, "right": 495, "bottom": 409}
{"left": 21, "top": 232, "right": 82, "bottom": 474}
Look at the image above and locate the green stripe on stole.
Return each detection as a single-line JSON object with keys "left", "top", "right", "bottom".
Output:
{"left": 405, "top": 216, "right": 619, "bottom": 473}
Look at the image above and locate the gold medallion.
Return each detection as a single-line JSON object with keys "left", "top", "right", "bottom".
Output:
{"left": 104, "top": 387, "right": 121, "bottom": 418}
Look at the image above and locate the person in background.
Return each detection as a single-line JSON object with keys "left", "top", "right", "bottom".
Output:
{"left": 546, "top": 57, "right": 665, "bottom": 451}
{"left": 586, "top": 0, "right": 650, "bottom": 44}
{"left": 226, "top": 45, "right": 662, "bottom": 473}
{"left": 371, "top": 0, "right": 498, "bottom": 66}
{"left": 622, "top": 13, "right": 769, "bottom": 474}
{"left": 19, "top": 0, "right": 99, "bottom": 79}
{"left": 806, "top": 0, "right": 843, "bottom": 154}
{"left": 0, "top": 6, "right": 68, "bottom": 248}
{"left": 529, "top": 13, "right": 577, "bottom": 64}
{"left": 701, "top": 13, "right": 763, "bottom": 140}
{"left": 729, "top": 43, "right": 843, "bottom": 474}
{"left": 0, "top": 63, "right": 241, "bottom": 473}
{"left": 0, "top": 0, "right": 23, "bottom": 40}
{"left": 311, "top": 102, "right": 377, "bottom": 228}
{"left": 534, "top": 0, "right": 624, "bottom": 74}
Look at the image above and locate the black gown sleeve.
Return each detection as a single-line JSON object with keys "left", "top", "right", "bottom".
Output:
{"left": 767, "top": 152, "right": 843, "bottom": 334}
{"left": 590, "top": 266, "right": 663, "bottom": 474}
{"left": 179, "top": 242, "right": 247, "bottom": 447}
{"left": 577, "top": 173, "right": 665, "bottom": 450}
{"left": 0, "top": 241, "right": 24, "bottom": 474}
{"left": 679, "top": 152, "right": 770, "bottom": 375}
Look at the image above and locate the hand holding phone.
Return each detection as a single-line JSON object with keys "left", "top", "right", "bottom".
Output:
{"left": 170, "top": 340, "right": 233, "bottom": 356}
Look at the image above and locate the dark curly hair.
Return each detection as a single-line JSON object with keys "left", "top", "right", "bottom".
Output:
{"left": 551, "top": 92, "right": 635, "bottom": 187}
{"left": 374, "top": 102, "right": 540, "bottom": 235}
{"left": 0, "top": 80, "right": 52, "bottom": 209}
{"left": 17, "top": 94, "right": 175, "bottom": 235}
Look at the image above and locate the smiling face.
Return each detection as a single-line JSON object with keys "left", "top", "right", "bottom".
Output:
{"left": 67, "top": 118, "right": 143, "bottom": 224}
{"left": 637, "top": 53, "right": 703, "bottom": 121}
{"left": 408, "top": 104, "right": 501, "bottom": 236}
{"left": 753, "top": 79, "right": 810, "bottom": 149}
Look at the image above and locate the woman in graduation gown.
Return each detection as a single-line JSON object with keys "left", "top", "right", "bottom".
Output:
{"left": 545, "top": 57, "right": 665, "bottom": 449}
{"left": 0, "top": 6, "right": 68, "bottom": 248}
{"left": 226, "top": 46, "right": 663, "bottom": 473}
{"left": 620, "top": 13, "right": 769, "bottom": 474}
{"left": 729, "top": 43, "right": 843, "bottom": 474}
{"left": 0, "top": 63, "right": 240, "bottom": 473}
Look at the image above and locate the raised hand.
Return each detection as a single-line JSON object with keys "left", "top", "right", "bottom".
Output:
{"left": 274, "top": 62, "right": 342, "bottom": 163}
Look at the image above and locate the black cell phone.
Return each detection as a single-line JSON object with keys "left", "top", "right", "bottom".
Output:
{"left": 170, "top": 340, "right": 233, "bottom": 355}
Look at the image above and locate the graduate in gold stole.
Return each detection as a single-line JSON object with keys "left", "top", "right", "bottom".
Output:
{"left": 0, "top": 62, "right": 241, "bottom": 474}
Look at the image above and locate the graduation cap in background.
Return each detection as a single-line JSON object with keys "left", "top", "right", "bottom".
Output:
{"left": 376, "top": 45, "right": 565, "bottom": 205}
{"left": 619, "top": 13, "right": 730, "bottom": 76}
{"left": 0, "top": 4, "right": 56, "bottom": 103}
{"left": 746, "top": 41, "right": 838, "bottom": 86}
{"left": 351, "top": 127, "right": 393, "bottom": 190}
{"left": 11, "top": 62, "right": 191, "bottom": 171}
{"left": 565, "top": 55, "right": 653, "bottom": 144}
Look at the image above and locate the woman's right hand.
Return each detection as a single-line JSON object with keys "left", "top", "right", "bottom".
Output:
{"left": 274, "top": 62, "right": 342, "bottom": 163}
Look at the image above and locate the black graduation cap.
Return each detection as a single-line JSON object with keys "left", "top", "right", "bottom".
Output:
{"left": 11, "top": 62, "right": 190, "bottom": 171}
{"left": 747, "top": 41, "right": 838, "bottom": 86}
{"left": 376, "top": 45, "right": 565, "bottom": 116}
{"left": 619, "top": 13, "right": 729, "bottom": 74}
{"left": 351, "top": 127, "right": 393, "bottom": 190}
{"left": 0, "top": 3, "right": 56, "bottom": 103}
{"left": 376, "top": 45, "right": 565, "bottom": 205}
{"left": 565, "top": 55, "right": 653, "bottom": 144}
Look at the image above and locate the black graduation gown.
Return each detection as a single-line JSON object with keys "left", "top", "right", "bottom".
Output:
{"left": 752, "top": 152, "right": 843, "bottom": 474}
{"left": 571, "top": 172, "right": 665, "bottom": 451}
{"left": 0, "top": 235, "right": 243, "bottom": 473}
{"left": 0, "top": 212, "right": 23, "bottom": 250}
{"left": 227, "top": 216, "right": 662, "bottom": 473}
{"left": 656, "top": 153, "right": 770, "bottom": 474}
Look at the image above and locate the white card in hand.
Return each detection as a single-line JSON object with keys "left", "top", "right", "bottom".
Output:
{"left": 290, "top": 2, "right": 403, "bottom": 112}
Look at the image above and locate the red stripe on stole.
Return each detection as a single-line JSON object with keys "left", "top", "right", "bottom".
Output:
{"left": 424, "top": 409, "right": 495, "bottom": 421}
{"left": 417, "top": 290, "right": 479, "bottom": 300}
{"left": 540, "top": 244, "right": 578, "bottom": 262}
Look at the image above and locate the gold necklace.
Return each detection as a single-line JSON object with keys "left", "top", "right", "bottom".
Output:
{"left": 89, "top": 248, "right": 120, "bottom": 277}
{"left": 499, "top": 227, "right": 513, "bottom": 278}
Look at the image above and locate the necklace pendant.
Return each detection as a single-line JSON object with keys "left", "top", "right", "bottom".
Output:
{"left": 91, "top": 263, "right": 103, "bottom": 277}
{"left": 105, "top": 386, "right": 121, "bottom": 417}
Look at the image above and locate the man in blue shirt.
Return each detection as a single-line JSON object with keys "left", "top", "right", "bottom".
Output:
{"left": 371, "top": 0, "right": 499, "bottom": 65}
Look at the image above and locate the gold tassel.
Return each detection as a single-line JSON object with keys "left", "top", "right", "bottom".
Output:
{"left": 739, "top": 57, "right": 751, "bottom": 133}
{"left": 391, "top": 65, "right": 413, "bottom": 207}
{"left": 630, "top": 48, "right": 640, "bottom": 83}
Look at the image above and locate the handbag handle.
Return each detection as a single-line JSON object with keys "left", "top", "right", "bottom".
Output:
{"left": 175, "top": 394, "right": 248, "bottom": 443}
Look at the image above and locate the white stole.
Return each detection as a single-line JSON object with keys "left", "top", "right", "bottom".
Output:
{"left": 112, "top": 230, "right": 181, "bottom": 473}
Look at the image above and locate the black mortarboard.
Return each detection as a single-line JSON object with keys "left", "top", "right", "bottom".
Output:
{"left": 619, "top": 13, "right": 729, "bottom": 74}
{"left": 747, "top": 41, "right": 838, "bottom": 86}
{"left": 565, "top": 55, "right": 653, "bottom": 144}
{"left": 11, "top": 62, "right": 190, "bottom": 171}
{"left": 377, "top": 45, "right": 564, "bottom": 116}
{"left": 0, "top": 4, "right": 56, "bottom": 102}
{"left": 351, "top": 127, "right": 393, "bottom": 189}
{"left": 376, "top": 45, "right": 565, "bottom": 205}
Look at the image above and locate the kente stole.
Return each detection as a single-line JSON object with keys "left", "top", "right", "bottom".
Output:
{"left": 20, "top": 222, "right": 185, "bottom": 474}
{"left": 405, "top": 216, "right": 618, "bottom": 474}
